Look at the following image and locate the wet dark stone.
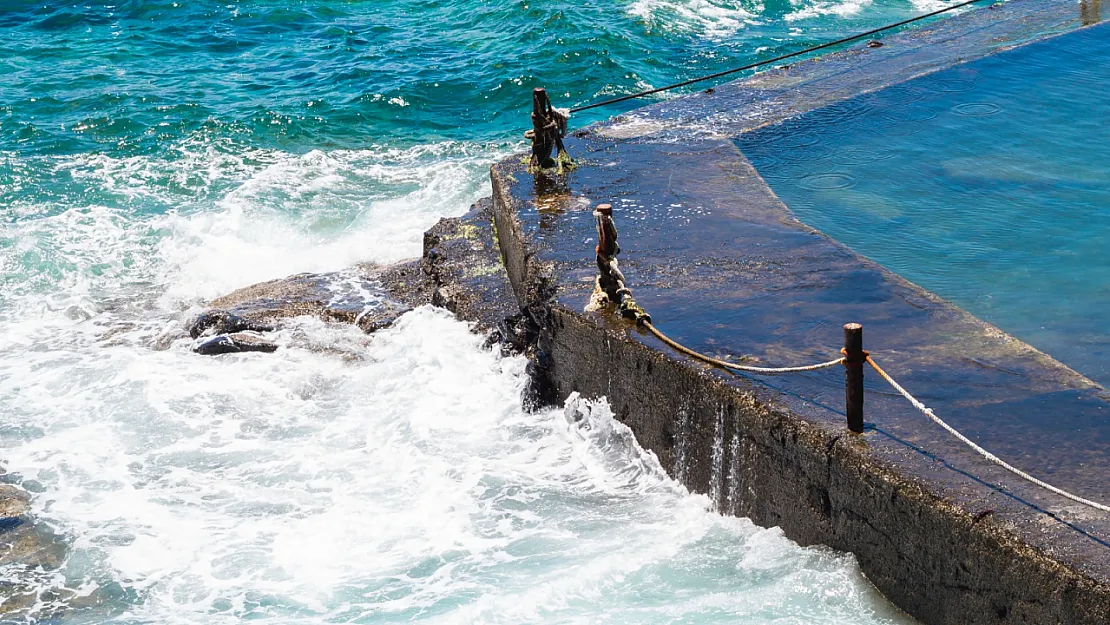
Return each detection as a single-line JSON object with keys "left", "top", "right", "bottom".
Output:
{"left": 188, "top": 310, "right": 273, "bottom": 339}
{"left": 186, "top": 199, "right": 523, "bottom": 359}
{"left": 356, "top": 299, "right": 413, "bottom": 334}
{"left": 194, "top": 332, "right": 278, "bottom": 356}
{"left": 416, "top": 198, "right": 522, "bottom": 335}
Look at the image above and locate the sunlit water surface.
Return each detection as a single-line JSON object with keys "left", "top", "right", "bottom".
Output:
{"left": 0, "top": 0, "right": 948, "bottom": 621}
{"left": 740, "top": 21, "right": 1110, "bottom": 386}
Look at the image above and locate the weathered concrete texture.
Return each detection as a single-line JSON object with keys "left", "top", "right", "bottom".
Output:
{"left": 481, "top": 1, "right": 1110, "bottom": 623}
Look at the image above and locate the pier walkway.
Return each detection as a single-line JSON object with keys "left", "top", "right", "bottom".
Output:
{"left": 485, "top": 0, "right": 1110, "bottom": 622}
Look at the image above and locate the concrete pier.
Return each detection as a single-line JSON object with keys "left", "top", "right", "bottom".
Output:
{"left": 447, "top": 0, "right": 1110, "bottom": 622}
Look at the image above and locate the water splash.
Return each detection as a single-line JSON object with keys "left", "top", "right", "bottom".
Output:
{"left": 672, "top": 401, "right": 692, "bottom": 486}
{"left": 709, "top": 407, "right": 726, "bottom": 512}
{"left": 0, "top": 308, "right": 912, "bottom": 624}
{"left": 727, "top": 432, "right": 744, "bottom": 516}
{"left": 628, "top": 0, "right": 760, "bottom": 39}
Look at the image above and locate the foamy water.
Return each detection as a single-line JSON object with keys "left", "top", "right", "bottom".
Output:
{"left": 0, "top": 137, "right": 915, "bottom": 623}
{"left": 0, "top": 0, "right": 945, "bottom": 620}
{"left": 0, "top": 305, "right": 909, "bottom": 624}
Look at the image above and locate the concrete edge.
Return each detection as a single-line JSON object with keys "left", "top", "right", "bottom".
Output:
{"left": 487, "top": 157, "right": 1110, "bottom": 623}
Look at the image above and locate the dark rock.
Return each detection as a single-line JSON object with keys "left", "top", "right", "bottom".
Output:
{"left": 194, "top": 332, "right": 278, "bottom": 356}
{"left": 207, "top": 268, "right": 414, "bottom": 332}
{"left": 413, "top": 198, "right": 523, "bottom": 337}
{"left": 188, "top": 310, "right": 273, "bottom": 339}
{"left": 356, "top": 299, "right": 413, "bottom": 334}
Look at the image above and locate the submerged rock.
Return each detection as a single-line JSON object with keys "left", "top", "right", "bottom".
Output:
{"left": 0, "top": 484, "right": 29, "bottom": 525}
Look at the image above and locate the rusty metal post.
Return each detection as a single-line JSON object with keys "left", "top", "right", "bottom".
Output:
{"left": 595, "top": 204, "right": 617, "bottom": 259}
{"left": 844, "top": 323, "right": 865, "bottom": 433}
{"left": 530, "top": 88, "right": 556, "bottom": 169}
{"left": 1082, "top": 0, "right": 1101, "bottom": 25}
{"left": 589, "top": 202, "right": 650, "bottom": 324}
{"left": 594, "top": 203, "right": 621, "bottom": 297}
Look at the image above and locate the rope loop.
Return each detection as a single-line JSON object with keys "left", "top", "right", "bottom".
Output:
{"left": 840, "top": 347, "right": 871, "bottom": 365}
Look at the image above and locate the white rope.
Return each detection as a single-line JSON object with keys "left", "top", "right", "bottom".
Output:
{"left": 867, "top": 356, "right": 1110, "bottom": 513}
{"left": 726, "top": 357, "right": 847, "bottom": 374}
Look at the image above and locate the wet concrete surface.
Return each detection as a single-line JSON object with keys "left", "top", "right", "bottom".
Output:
{"left": 483, "top": 0, "right": 1110, "bottom": 622}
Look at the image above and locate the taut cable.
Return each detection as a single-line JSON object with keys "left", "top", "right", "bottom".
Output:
{"left": 570, "top": 0, "right": 989, "bottom": 113}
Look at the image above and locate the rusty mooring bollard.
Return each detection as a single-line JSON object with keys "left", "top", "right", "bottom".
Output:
{"left": 526, "top": 87, "right": 570, "bottom": 171}
{"left": 530, "top": 88, "right": 556, "bottom": 168}
{"left": 843, "top": 323, "right": 865, "bottom": 433}
{"left": 594, "top": 203, "right": 627, "bottom": 301}
{"left": 595, "top": 203, "right": 618, "bottom": 264}
{"left": 589, "top": 202, "right": 650, "bottom": 324}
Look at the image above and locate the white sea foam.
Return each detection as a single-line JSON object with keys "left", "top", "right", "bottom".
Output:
{"left": 910, "top": 0, "right": 966, "bottom": 11}
{"left": 155, "top": 143, "right": 507, "bottom": 303}
{"left": 785, "top": 0, "right": 873, "bottom": 22}
{"left": 0, "top": 139, "right": 513, "bottom": 317}
{"left": 0, "top": 133, "right": 910, "bottom": 623}
{"left": 628, "top": 0, "right": 761, "bottom": 39}
{"left": 0, "top": 306, "right": 910, "bottom": 623}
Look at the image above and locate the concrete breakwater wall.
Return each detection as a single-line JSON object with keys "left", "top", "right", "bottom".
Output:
{"left": 481, "top": 174, "right": 1110, "bottom": 624}
{"left": 433, "top": 0, "right": 1110, "bottom": 622}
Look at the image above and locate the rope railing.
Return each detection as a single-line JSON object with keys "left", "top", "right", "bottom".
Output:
{"left": 642, "top": 320, "right": 845, "bottom": 373}
{"left": 866, "top": 355, "right": 1110, "bottom": 512}
{"left": 587, "top": 203, "right": 1110, "bottom": 513}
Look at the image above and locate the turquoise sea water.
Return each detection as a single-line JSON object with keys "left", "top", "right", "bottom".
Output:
{"left": 0, "top": 1, "right": 957, "bottom": 622}
{"left": 740, "top": 21, "right": 1110, "bottom": 386}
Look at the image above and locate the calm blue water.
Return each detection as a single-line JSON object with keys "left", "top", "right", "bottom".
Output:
{"left": 0, "top": 1, "right": 958, "bottom": 622}
{"left": 740, "top": 21, "right": 1110, "bottom": 386}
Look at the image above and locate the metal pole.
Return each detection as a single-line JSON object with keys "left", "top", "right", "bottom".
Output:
{"left": 844, "top": 323, "right": 865, "bottom": 433}
{"left": 530, "top": 88, "right": 555, "bottom": 169}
